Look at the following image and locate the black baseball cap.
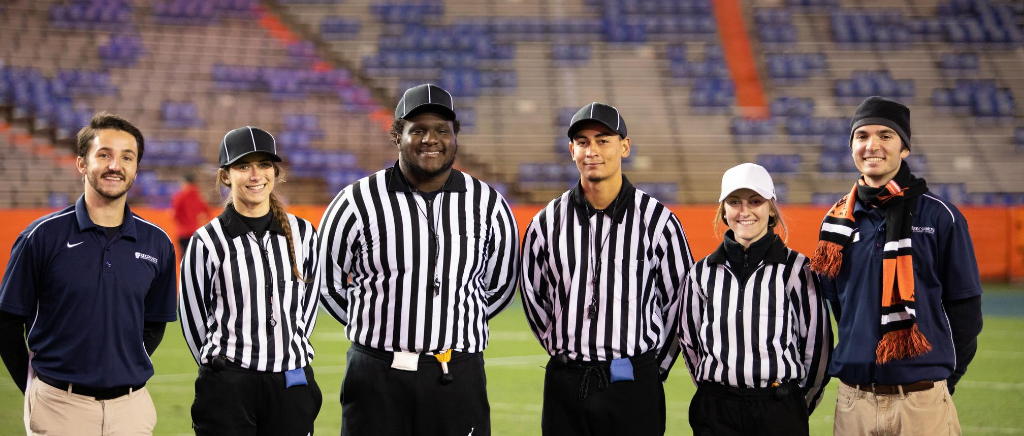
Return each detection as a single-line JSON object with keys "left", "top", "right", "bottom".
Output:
{"left": 567, "top": 102, "right": 627, "bottom": 139}
{"left": 395, "top": 83, "right": 456, "bottom": 120}
{"left": 218, "top": 126, "right": 283, "bottom": 167}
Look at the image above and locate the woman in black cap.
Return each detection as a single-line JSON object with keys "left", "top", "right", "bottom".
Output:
{"left": 677, "top": 163, "right": 832, "bottom": 436}
{"left": 179, "top": 126, "right": 321, "bottom": 436}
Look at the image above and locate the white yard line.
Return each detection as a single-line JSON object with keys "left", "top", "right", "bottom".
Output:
{"left": 150, "top": 354, "right": 552, "bottom": 384}
{"left": 977, "top": 350, "right": 1024, "bottom": 359}
{"left": 961, "top": 426, "right": 1024, "bottom": 434}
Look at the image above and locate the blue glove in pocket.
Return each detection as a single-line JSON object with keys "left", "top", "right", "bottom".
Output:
{"left": 610, "top": 358, "right": 634, "bottom": 383}
{"left": 285, "top": 368, "right": 308, "bottom": 388}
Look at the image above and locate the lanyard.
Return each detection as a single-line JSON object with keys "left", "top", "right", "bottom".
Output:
{"left": 588, "top": 212, "right": 612, "bottom": 319}
{"left": 249, "top": 232, "right": 278, "bottom": 329}
{"left": 411, "top": 192, "right": 444, "bottom": 295}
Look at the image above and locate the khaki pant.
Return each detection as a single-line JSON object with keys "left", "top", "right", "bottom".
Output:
{"left": 24, "top": 376, "right": 157, "bottom": 436}
{"left": 834, "top": 379, "right": 961, "bottom": 436}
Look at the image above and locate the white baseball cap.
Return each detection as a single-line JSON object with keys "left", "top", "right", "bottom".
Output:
{"left": 719, "top": 163, "right": 776, "bottom": 202}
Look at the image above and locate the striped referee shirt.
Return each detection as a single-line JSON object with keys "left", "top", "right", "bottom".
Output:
{"left": 521, "top": 176, "right": 693, "bottom": 377}
{"left": 316, "top": 166, "right": 520, "bottom": 354}
{"left": 678, "top": 235, "right": 831, "bottom": 412}
{"left": 179, "top": 205, "right": 320, "bottom": 372}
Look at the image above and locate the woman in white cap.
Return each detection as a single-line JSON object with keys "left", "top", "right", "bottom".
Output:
{"left": 179, "top": 126, "right": 321, "bottom": 435}
{"left": 677, "top": 163, "right": 832, "bottom": 436}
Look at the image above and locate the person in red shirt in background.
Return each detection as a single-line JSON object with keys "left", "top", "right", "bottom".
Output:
{"left": 171, "top": 172, "right": 210, "bottom": 255}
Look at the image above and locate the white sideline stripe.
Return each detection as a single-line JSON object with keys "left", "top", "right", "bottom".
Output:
{"left": 962, "top": 426, "right": 1024, "bottom": 434}
{"left": 314, "top": 331, "right": 538, "bottom": 342}
{"left": 489, "top": 331, "right": 539, "bottom": 341}
{"left": 152, "top": 370, "right": 1024, "bottom": 391}
{"left": 957, "top": 380, "right": 1024, "bottom": 390}
{"left": 313, "top": 332, "right": 349, "bottom": 341}
{"left": 485, "top": 354, "right": 550, "bottom": 367}
{"left": 977, "top": 350, "right": 1024, "bottom": 359}
{"left": 148, "top": 354, "right": 551, "bottom": 384}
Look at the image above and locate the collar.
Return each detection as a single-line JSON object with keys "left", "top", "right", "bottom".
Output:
{"left": 218, "top": 203, "right": 286, "bottom": 239}
{"left": 74, "top": 195, "right": 138, "bottom": 240}
{"left": 386, "top": 163, "right": 467, "bottom": 193}
{"left": 708, "top": 229, "right": 788, "bottom": 265}
{"left": 570, "top": 174, "right": 635, "bottom": 223}
{"left": 852, "top": 195, "right": 885, "bottom": 219}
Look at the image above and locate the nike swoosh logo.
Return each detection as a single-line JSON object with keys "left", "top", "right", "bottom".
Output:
{"left": 66, "top": 242, "right": 84, "bottom": 248}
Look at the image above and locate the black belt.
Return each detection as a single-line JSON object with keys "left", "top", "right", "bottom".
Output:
{"left": 351, "top": 343, "right": 478, "bottom": 364}
{"left": 553, "top": 348, "right": 658, "bottom": 372}
{"left": 698, "top": 380, "right": 800, "bottom": 401}
{"left": 37, "top": 374, "right": 145, "bottom": 400}
{"left": 842, "top": 380, "right": 935, "bottom": 395}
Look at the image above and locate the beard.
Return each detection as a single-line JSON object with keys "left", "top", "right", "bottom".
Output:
{"left": 401, "top": 142, "right": 457, "bottom": 180}
{"left": 87, "top": 170, "right": 135, "bottom": 200}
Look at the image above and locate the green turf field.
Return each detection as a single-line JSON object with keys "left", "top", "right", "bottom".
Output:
{"left": 2, "top": 285, "right": 1022, "bottom": 435}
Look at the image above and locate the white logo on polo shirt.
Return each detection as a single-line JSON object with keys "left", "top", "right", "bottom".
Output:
{"left": 912, "top": 226, "right": 936, "bottom": 234}
{"left": 66, "top": 241, "right": 84, "bottom": 248}
{"left": 135, "top": 252, "right": 158, "bottom": 264}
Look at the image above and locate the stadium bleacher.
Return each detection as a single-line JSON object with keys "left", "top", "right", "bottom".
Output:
{"left": 0, "top": 0, "right": 1021, "bottom": 207}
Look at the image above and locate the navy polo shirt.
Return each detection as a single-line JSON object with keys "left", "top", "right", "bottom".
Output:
{"left": 821, "top": 191, "right": 982, "bottom": 385}
{"left": 0, "top": 195, "right": 177, "bottom": 388}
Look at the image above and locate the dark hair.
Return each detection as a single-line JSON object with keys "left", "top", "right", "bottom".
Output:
{"left": 389, "top": 117, "right": 461, "bottom": 145}
{"left": 217, "top": 162, "right": 309, "bottom": 283}
{"left": 76, "top": 112, "right": 145, "bottom": 161}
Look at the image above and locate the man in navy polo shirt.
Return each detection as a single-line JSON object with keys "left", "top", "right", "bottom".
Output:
{"left": 0, "top": 113, "right": 177, "bottom": 435}
{"left": 811, "top": 97, "right": 983, "bottom": 436}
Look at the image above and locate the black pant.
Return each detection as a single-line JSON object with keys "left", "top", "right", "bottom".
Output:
{"left": 341, "top": 344, "right": 490, "bottom": 436}
{"left": 541, "top": 351, "right": 666, "bottom": 436}
{"left": 689, "top": 381, "right": 809, "bottom": 436}
{"left": 191, "top": 364, "right": 322, "bottom": 436}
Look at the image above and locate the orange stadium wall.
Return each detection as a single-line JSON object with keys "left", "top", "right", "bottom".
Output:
{"left": 1, "top": 205, "right": 1021, "bottom": 282}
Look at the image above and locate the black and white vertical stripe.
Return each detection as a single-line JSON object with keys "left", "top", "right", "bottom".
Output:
{"left": 178, "top": 213, "right": 319, "bottom": 372}
{"left": 316, "top": 168, "right": 520, "bottom": 354}
{"left": 520, "top": 190, "right": 693, "bottom": 377}
{"left": 678, "top": 250, "right": 831, "bottom": 411}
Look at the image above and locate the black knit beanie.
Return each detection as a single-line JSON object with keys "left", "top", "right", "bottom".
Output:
{"left": 850, "top": 96, "right": 911, "bottom": 150}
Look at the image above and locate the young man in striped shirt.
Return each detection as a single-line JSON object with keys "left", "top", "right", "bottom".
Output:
{"left": 520, "top": 102, "right": 693, "bottom": 436}
{"left": 317, "top": 83, "right": 520, "bottom": 436}
{"left": 812, "top": 97, "right": 983, "bottom": 436}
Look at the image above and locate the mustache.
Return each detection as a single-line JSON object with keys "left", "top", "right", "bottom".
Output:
{"left": 101, "top": 171, "right": 126, "bottom": 179}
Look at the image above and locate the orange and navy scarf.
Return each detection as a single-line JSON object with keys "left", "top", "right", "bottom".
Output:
{"left": 810, "top": 163, "right": 930, "bottom": 364}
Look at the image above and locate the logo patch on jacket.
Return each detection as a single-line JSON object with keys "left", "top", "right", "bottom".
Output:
{"left": 136, "top": 252, "right": 158, "bottom": 264}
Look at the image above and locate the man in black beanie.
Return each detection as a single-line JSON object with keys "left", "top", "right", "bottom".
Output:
{"left": 810, "top": 96, "right": 983, "bottom": 436}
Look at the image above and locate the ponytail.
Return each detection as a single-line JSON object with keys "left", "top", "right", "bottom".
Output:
{"left": 269, "top": 192, "right": 309, "bottom": 283}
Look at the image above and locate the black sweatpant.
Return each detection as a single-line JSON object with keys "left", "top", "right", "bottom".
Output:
{"left": 340, "top": 344, "right": 490, "bottom": 436}
{"left": 191, "top": 363, "right": 322, "bottom": 436}
{"left": 689, "top": 381, "right": 809, "bottom": 436}
{"left": 541, "top": 350, "right": 665, "bottom": 436}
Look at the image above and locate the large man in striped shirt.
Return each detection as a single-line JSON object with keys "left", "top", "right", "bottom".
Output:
{"left": 317, "top": 83, "right": 520, "bottom": 436}
{"left": 521, "top": 102, "right": 693, "bottom": 436}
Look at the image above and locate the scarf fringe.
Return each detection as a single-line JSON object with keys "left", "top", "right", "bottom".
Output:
{"left": 810, "top": 241, "right": 844, "bottom": 279}
{"left": 875, "top": 324, "right": 932, "bottom": 364}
